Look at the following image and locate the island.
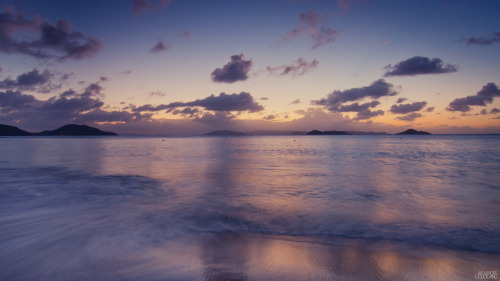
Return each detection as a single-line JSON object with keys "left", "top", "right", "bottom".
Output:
{"left": 396, "top": 129, "right": 431, "bottom": 135}
{"left": 0, "top": 124, "right": 117, "bottom": 136}
{"left": 306, "top": 130, "right": 350, "bottom": 135}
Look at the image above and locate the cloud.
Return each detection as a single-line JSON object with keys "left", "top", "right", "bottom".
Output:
{"left": 384, "top": 56, "right": 458, "bottom": 77}
{"left": 193, "top": 111, "right": 236, "bottom": 126}
{"left": 312, "top": 79, "right": 398, "bottom": 110}
{"left": 132, "top": 0, "right": 172, "bottom": 15}
{"left": 211, "top": 54, "right": 252, "bottom": 83}
{"left": 0, "top": 7, "right": 102, "bottom": 60}
{"left": 280, "top": 10, "right": 339, "bottom": 48}
{"left": 425, "top": 107, "right": 435, "bottom": 112}
{"left": 0, "top": 83, "right": 147, "bottom": 130}
{"left": 312, "top": 79, "right": 397, "bottom": 120}
{"left": 447, "top": 83, "right": 500, "bottom": 112}
{"left": 263, "top": 114, "right": 276, "bottom": 120}
{"left": 396, "top": 97, "right": 407, "bottom": 103}
{"left": 260, "top": 97, "right": 269, "bottom": 101}
{"left": 335, "top": 0, "right": 350, "bottom": 16}
{"left": 389, "top": 101, "right": 427, "bottom": 114}
{"left": 133, "top": 92, "right": 264, "bottom": 113}
{"left": 171, "top": 107, "right": 199, "bottom": 117}
{"left": 266, "top": 58, "right": 319, "bottom": 76}
{"left": 461, "top": 31, "right": 500, "bottom": 45}
{"left": 149, "top": 40, "right": 172, "bottom": 53}
{"left": 0, "top": 68, "right": 53, "bottom": 92}
{"left": 355, "top": 109, "right": 384, "bottom": 120}
{"left": 149, "top": 91, "right": 166, "bottom": 97}
{"left": 396, "top": 113, "right": 423, "bottom": 122}
{"left": 291, "top": 99, "right": 301, "bottom": 104}
{"left": 491, "top": 108, "right": 500, "bottom": 114}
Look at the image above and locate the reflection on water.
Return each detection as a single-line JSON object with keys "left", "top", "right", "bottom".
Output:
{"left": 0, "top": 135, "right": 499, "bottom": 280}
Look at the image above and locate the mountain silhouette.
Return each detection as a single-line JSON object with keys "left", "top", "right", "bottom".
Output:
{"left": 0, "top": 124, "right": 117, "bottom": 136}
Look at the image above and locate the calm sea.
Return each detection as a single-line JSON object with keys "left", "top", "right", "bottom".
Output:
{"left": 1, "top": 135, "right": 499, "bottom": 280}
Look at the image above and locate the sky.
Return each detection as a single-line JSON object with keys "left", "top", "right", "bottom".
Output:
{"left": 0, "top": 0, "right": 499, "bottom": 135}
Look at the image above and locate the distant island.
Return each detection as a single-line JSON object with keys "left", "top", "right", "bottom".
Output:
{"left": 205, "top": 129, "right": 389, "bottom": 136}
{"left": 0, "top": 124, "right": 117, "bottom": 136}
{"left": 396, "top": 129, "right": 431, "bottom": 135}
{"left": 306, "top": 130, "right": 350, "bottom": 135}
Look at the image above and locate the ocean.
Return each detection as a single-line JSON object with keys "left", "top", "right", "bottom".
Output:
{"left": 1, "top": 135, "right": 499, "bottom": 280}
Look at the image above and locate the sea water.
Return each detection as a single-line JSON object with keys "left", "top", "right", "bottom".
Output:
{"left": 1, "top": 135, "right": 499, "bottom": 280}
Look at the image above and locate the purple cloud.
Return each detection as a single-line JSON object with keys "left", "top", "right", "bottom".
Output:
{"left": 0, "top": 83, "right": 148, "bottom": 129}
{"left": 0, "top": 7, "right": 102, "bottom": 60}
{"left": 132, "top": 0, "right": 172, "bottom": 15}
{"left": 149, "top": 40, "right": 172, "bottom": 53}
{"left": 491, "top": 108, "right": 500, "bottom": 114}
{"left": 396, "top": 97, "right": 407, "bottom": 103}
{"left": 312, "top": 79, "right": 398, "bottom": 110}
{"left": 211, "top": 54, "right": 253, "bottom": 83}
{"left": 0, "top": 69, "right": 53, "bottom": 92}
{"left": 447, "top": 83, "right": 500, "bottom": 112}
{"left": 133, "top": 92, "right": 264, "bottom": 113}
{"left": 384, "top": 56, "right": 458, "bottom": 77}
{"left": 312, "top": 79, "right": 397, "bottom": 120}
{"left": 266, "top": 58, "right": 319, "bottom": 76}
{"left": 396, "top": 113, "right": 423, "bottom": 122}
{"left": 280, "top": 10, "right": 339, "bottom": 48}
{"left": 461, "top": 31, "right": 500, "bottom": 45}
{"left": 389, "top": 101, "right": 427, "bottom": 114}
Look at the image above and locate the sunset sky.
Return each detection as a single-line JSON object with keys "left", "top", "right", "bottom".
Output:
{"left": 0, "top": 0, "right": 499, "bottom": 135}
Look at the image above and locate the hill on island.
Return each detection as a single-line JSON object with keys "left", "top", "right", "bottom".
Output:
{"left": 396, "top": 129, "right": 431, "bottom": 135}
{"left": 0, "top": 124, "right": 33, "bottom": 136}
{"left": 0, "top": 124, "right": 117, "bottom": 136}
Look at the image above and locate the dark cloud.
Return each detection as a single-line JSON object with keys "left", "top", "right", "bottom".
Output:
{"left": 312, "top": 79, "right": 398, "bottom": 111}
{"left": 0, "top": 68, "right": 53, "bottom": 92}
{"left": 384, "top": 56, "right": 458, "bottom": 77}
{"left": 211, "top": 54, "right": 252, "bottom": 83}
{"left": 149, "top": 40, "right": 172, "bottom": 53}
{"left": 280, "top": 10, "right": 339, "bottom": 48}
{"left": 171, "top": 107, "right": 199, "bottom": 117}
{"left": 491, "top": 108, "right": 500, "bottom": 114}
{"left": 266, "top": 58, "right": 318, "bottom": 76}
{"left": 396, "top": 97, "right": 407, "bottom": 103}
{"left": 133, "top": 92, "right": 264, "bottom": 113}
{"left": 312, "top": 79, "right": 397, "bottom": 120}
{"left": 461, "top": 31, "right": 500, "bottom": 45}
{"left": 389, "top": 101, "right": 427, "bottom": 114}
{"left": 447, "top": 83, "right": 500, "bottom": 112}
{"left": 132, "top": 0, "right": 172, "bottom": 15}
{"left": 0, "top": 7, "right": 102, "bottom": 60}
{"left": 355, "top": 109, "right": 384, "bottom": 120}
{"left": 480, "top": 109, "right": 488, "bottom": 115}
{"left": 0, "top": 83, "right": 148, "bottom": 129}
{"left": 425, "top": 107, "right": 435, "bottom": 112}
{"left": 396, "top": 113, "right": 422, "bottom": 122}
{"left": 337, "top": 101, "right": 380, "bottom": 112}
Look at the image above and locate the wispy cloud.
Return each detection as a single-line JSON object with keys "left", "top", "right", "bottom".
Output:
{"left": 280, "top": 10, "right": 339, "bottom": 48}
{"left": 384, "top": 56, "right": 458, "bottom": 77}
{"left": 266, "top": 58, "right": 318, "bottom": 76}
{"left": 396, "top": 112, "right": 422, "bottom": 122}
{"left": 149, "top": 40, "right": 172, "bottom": 53}
{"left": 132, "top": 0, "right": 172, "bottom": 15}
{"left": 461, "top": 31, "right": 500, "bottom": 45}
